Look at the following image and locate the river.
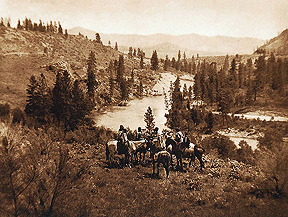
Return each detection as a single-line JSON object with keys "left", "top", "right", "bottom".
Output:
{"left": 94, "top": 95, "right": 167, "bottom": 132}
{"left": 94, "top": 72, "right": 193, "bottom": 132}
{"left": 94, "top": 72, "right": 287, "bottom": 150}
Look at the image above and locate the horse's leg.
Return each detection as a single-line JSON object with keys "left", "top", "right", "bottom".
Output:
{"left": 196, "top": 153, "right": 204, "bottom": 170}
{"left": 152, "top": 158, "right": 156, "bottom": 177}
{"left": 180, "top": 155, "right": 183, "bottom": 171}
{"left": 164, "top": 161, "right": 169, "bottom": 178}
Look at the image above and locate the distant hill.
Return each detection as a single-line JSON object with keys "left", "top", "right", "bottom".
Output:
{"left": 255, "top": 29, "right": 288, "bottom": 56}
{"left": 69, "top": 27, "right": 265, "bottom": 58}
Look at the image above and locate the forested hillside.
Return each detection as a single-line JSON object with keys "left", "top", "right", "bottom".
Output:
{"left": 0, "top": 22, "right": 158, "bottom": 110}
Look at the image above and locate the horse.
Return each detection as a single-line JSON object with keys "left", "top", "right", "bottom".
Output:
{"left": 165, "top": 137, "right": 186, "bottom": 170}
{"left": 106, "top": 132, "right": 136, "bottom": 167}
{"left": 147, "top": 135, "right": 166, "bottom": 162}
{"left": 181, "top": 143, "right": 205, "bottom": 170}
{"left": 131, "top": 139, "right": 148, "bottom": 164}
{"left": 105, "top": 140, "right": 125, "bottom": 168}
{"left": 152, "top": 150, "right": 171, "bottom": 178}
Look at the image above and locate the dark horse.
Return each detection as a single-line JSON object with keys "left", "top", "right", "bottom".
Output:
{"left": 152, "top": 150, "right": 171, "bottom": 178}
{"left": 165, "top": 137, "right": 186, "bottom": 170}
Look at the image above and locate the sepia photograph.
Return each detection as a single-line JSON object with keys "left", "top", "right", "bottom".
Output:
{"left": 0, "top": 0, "right": 288, "bottom": 216}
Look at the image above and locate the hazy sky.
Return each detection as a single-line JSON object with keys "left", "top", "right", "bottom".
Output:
{"left": 1, "top": 0, "right": 288, "bottom": 39}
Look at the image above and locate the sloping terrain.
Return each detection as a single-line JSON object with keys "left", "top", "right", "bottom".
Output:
{"left": 256, "top": 29, "right": 288, "bottom": 56}
{"left": 0, "top": 26, "right": 157, "bottom": 109}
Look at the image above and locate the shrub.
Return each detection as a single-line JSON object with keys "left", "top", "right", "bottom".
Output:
{"left": 0, "top": 103, "right": 10, "bottom": 120}
{"left": 0, "top": 124, "right": 92, "bottom": 216}
{"left": 202, "top": 133, "right": 237, "bottom": 159}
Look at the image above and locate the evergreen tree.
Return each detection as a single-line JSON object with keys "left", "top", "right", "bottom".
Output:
{"left": 17, "top": 19, "right": 22, "bottom": 29}
{"left": 144, "top": 106, "right": 155, "bottom": 136}
{"left": 0, "top": 17, "right": 4, "bottom": 26}
{"left": 133, "top": 48, "right": 137, "bottom": 57}
{"left": 58, "top": 21, "right": 63, "bottom": 34}
{"left": 128, "top": 47, "right": 133, "bottom": 58}
{"left": 52, "top": 72, "right": 72, "bottom": 129}
{"left": 166, "top": 77, "right": 183, "bottom": 129}
{"left": 217, "top": 88, "right": 233, "bottom": 125}
{"left": 138, "top": 78, "right": 143, "bottom": 97}
{"left": 150, "top": 50, "right": 158, "bottom": 71}
{"left": 223, "top": 54, "right": 229, "bottom": 75}
{"left": 164, "top": 55, "right": 170, "bottom": 71}
{"left": 117, "top": 55, "right": 128, "bottom": 100}
{"left": 115, "top": 42, "right": 118, "bottom": 51}
{"left": 25, "top": 74, "right": 52, "bottom": 125}
{"left": 64, "top": 29, "right": 68, "bottom": 39}
{"left": 171, "top": 57, "right": 176, "bottom": 68}
{"left": 140, "top": 55, "right": 144, "bottom": 69}
{"left": 87, "top": 51, "right": 97, "bottom": 109}
{"left": 95, "top": 33, "right": 102, "bottom": 44}
{"left": 253, "top": 55, "right": 266, "bottom": 101}
{"left": 70, "top": 80, "right": 88, "bottom": 130}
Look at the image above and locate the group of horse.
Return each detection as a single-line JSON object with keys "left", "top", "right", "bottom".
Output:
{"left": 105, "top": 131, "right": 205, "bottom": 178}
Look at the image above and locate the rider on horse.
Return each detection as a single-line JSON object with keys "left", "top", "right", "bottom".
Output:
{"left": 137, "top": 126, "right": 144, "bottom": 140}
{"left": 175, "top": 128, "right": 184, "bottom": 145}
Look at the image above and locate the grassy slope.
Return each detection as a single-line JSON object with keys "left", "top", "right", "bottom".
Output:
{"left": 87, "top": 146, "right": 288, "bottom": 217}
{"left": 0, "top": 26, "right": 158, "bottom": 109}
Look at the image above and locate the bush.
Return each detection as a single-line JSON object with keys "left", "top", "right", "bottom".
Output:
{"left": 202, "top": 133, "right": 237, "bottom": 159}
{"left": 11, "top": 107, "right": 25, "bottom": 124}
{"left": 0, "top": 103, "right": 10, "bottom": 120}
{"left": 0, "top": 124, "right": 92, "bottom": 216}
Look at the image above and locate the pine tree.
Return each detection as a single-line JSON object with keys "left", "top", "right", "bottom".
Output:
{"left": 166, "top": 77, "right": 183, "bottom": 129}
{"left": 70, "top": 80, "right": 88, "bottom": 130}
{"left": 58, "top": 21, "right": 63, "bottom": 34}
{"left": 164, "top": 55, "right": 170, "bottom": 71}
{"left": 87, "top": 51, "right": 97, "bottom": 109}
{"left": 223, "top": 54, "right": 229, "bottom": 75}
{"left": 128, "top": 47, "right": 133, "bottom": 58}
{"left": 17, "top": 19, "right": 22, "bottom": 29}
{"left": 64, "top": 29, "right": 68, "bottom": 39}
{"left": 95, "top": 33, "right": 102, "bottom": 44}
{"left": 115, "top": 42, "right": 118, "bottom": 51}
{"left": 140, "top": 56, "right": 144, "bottom": 69}
{"left": 144, "top": 106, "right": 155, "bottom": 136}
{"left": 150, "top": 50, "right": 158, "bottom": 71}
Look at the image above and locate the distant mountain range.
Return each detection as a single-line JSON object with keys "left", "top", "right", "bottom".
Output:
{"left": 256, "top": 29, "right": 288, "bottom": 56}
{"left": 69, "top": 27, "right": 265, "bottom": 58}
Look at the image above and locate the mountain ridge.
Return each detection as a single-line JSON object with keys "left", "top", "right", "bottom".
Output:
{"left": 69, "top": 26, "right": 265, "bottom": 58}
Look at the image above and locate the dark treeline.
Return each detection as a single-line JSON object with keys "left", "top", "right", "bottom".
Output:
{"left": 193, "top": 53, "right": 288, "bottom": 109}
{"left": 0, "top": 16, "right": 69, "bottom": 38}
{"left": 165, "top": 52, "right": 288, "bottom": 132}
{"left": 23, "top": 51, "right": 143, "bottom": 131}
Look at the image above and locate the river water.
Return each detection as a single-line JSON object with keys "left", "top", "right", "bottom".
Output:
{"left": 94, "top": 73, "right": 194, "bottom": 132}
{"left": 94, "top": 95, "right": 167, "bottom": 132}
{"left": 94, "top": 72, "right": 287, "bottom": 150}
